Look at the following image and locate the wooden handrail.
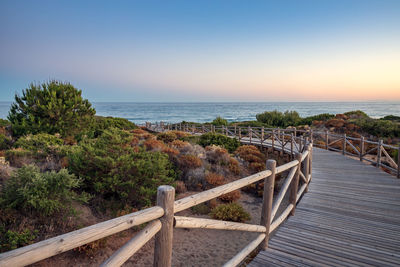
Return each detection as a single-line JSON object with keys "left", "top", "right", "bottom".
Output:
{"left": 1, "top": 123, "right": 316, "bottom": 267}
{"left": 174, "top": 216, "right": 266, "bottom": 233}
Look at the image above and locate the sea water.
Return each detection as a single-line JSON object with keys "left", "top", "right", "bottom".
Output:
{"left": 1, "top": 101, "right": 399, "bottom": 124}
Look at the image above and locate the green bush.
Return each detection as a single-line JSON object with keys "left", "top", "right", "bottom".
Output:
{"left": 344, "top": 110, "right": 369, "bottom": 118}
{"left": 256, "top": 110, "right": 301, "bottom": 127}
{"left": 0, "top": 227, "right": 37, "bottom": 252}
{"left": 0, "top": 165, "right": 88, "bottom": 216}
{"left": 0, "top": 134, "right": 12, "bottom": 150}
{"left": 300, "top": 113, "right": 334, "bottom": 125}
{"left": 68, "top": 128, "right": 176, "bottom": 208}
{"left": 212, "top": 116, "right": 228, "bottom": 126}
{"left": 191, "top": 203, "right": 211, "bottom": 215}
{"left": 0, "top": 119, "right": 10, "bottom": 127}
{"left": 8, "top": 80, "right": 95, "bottom": 137}
{"left": 210, "top": 203, "right": 250, "bottom": 222}
{"left": 82, "top": 116, "right": 136, "bottom": 139}
{"left": 381, "top": 115, "right": 400, "bottom": 122}
{"left": 14, "top": 133, "right": 63, "bottom": 153}
{"left": 157, "top": 131, "right": 177, "bottom": 143}
{"left": 198, "top": 133, "right": 240, "bottom": 153}
{"left": 354, "top": 118, "right": 400, "bottom": 138}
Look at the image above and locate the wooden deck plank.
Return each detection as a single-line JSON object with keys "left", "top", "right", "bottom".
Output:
{"left": 250, "top": 147, "right": 400, "bottom": 266}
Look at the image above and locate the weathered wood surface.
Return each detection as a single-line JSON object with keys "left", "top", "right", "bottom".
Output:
{"left": 249, "top": 148, "right": 400, "bottom": 266}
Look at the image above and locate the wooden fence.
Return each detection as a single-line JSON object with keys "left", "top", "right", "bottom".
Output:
{"left": 0, "top": 127, "right": 312, "bottom": 267}
{"left": 151, "top": 122, "right": 400, "bottom": 178}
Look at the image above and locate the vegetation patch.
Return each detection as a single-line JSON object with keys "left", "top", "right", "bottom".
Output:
{"left": 211, "top": 203, "right": 250, "bottom": 222}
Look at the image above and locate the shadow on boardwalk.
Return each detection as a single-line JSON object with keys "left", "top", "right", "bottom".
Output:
{"left": 249, "top": 148, "right": 400, "bottom": 266}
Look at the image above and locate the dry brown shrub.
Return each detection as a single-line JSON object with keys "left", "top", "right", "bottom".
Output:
{"left": 335, "top": 114, "right": 348, "bottom": 120}
{"left": 171, "top": 130, "right": 190, "bottom": 139}
{"left": 228, "top": 158, "right": 240, "bottom": 175}
{"left": 63, "top": 136, "right": 77, "bottom": 145}
{"left": 170, "top": 140, "right": 190, "bottom": 150}
{"left": 161, "top": 146, "right": 179, "bottom": 157}
{"left": 205, "top": 172, "right": 225, "bottom": 186}
{"left": 218, "top": 190, "right": 241, "bottom": 202}
{"left": 131, "top": 128, "right": 147, "bottom": 135}
{"left": 326, "top": 119, "right": 345, "bottom": 128}
{"left": 130, "top": 137, "right": 139, "bottom": 146}
{"left": 235, "top": 145, "right": 265, "bottom": 173}
{"left": 205, "top": 145, "right": 230, "bottom": 164}
{"left": 143, "top": 139, "right": 166, "bottom": 151}
{"left": 174, "top": 181, "right": 187, "bottom": 194}
{"left": 208, "top": 198, "right": 218, "bottom": 209}
{"left": 178, "top": 154, "right": 202, "bottom": 169}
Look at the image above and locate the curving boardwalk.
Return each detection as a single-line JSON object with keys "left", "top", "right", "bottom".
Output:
{"left": 249, "top": 147, "right": 400, "bottom": 267}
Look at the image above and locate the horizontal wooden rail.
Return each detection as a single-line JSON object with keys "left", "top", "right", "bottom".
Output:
{"left": 0, "top": 206, "right": 164, "bottom": 267}
{"left": 174, "top": 170, "right": 272, "bottom": 213}
{"left": 100, "top": 220, "right": 161, "bottom": 267}
{"left": 222, "top": 234, "right": 266, "bottom": 267}
{"left": 174, "top": 216, "right": 266, "bottom": 233}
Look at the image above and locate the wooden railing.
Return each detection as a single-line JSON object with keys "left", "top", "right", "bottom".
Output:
{"left": 149, "top": 122, "right": 400, "bottom": 178}
{"left": 0, "top": 126, "right": 313, "bottom": 267}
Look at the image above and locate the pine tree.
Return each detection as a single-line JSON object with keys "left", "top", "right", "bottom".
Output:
{"left": 8, "top": 80, "right": 96, "bottom": 137}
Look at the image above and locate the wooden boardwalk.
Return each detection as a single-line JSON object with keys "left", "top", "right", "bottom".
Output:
{"left": 249, "top": 147, "right": 400, "bottom": 267}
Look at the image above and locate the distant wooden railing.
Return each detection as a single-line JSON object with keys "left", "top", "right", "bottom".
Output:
{"left": 0, "top": 125, "right": 312, "bottom": 267}
{"left": 149, "top": 122, "right": 400, "bottom": 178}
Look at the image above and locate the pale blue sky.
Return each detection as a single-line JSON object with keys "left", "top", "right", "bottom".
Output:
{"left": 1, "top": 0, "right": 400, "bottom": 101}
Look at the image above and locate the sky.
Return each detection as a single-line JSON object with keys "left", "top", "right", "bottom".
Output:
{"left": 0, "top": 0, "right": 400, "bottom": 102}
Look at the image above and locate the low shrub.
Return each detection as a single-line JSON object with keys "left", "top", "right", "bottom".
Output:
{"left": 300, "top": 113, "right": 334, "bottom": 125}
{"left": 68, "top": 128, "right": 176, "bottom": 208}
{"left": 205, "top": 145, "right": 230, "bottom": 165}
{"left": 199, "top": 133, "right": 240, "bottom": 153}
{"left": 381, "top": 115, "right": 400, "bottom": 122}
{"left": 170, "top": 140, "right": 191, "bottom": 150}
{"left": 0, "top": 119, "right": 10, "bottom": 128}
{"left": 235, "top": 145, "right": 265, "bottom": 173}
{"left": 354, "top": 118, "right": 400, "bottom": 138}
{"left": 0, "top": 134, "right": 12, "bottom": 150}
{"left": 211, "top": 116, "right": 228, "bottom": 126}
{"left": 83, "top": 116, "right": 137, "bottom": 139}
{"left": 174, "top": 181, "right": 187, "bottom": 194}
{"left": 143, "top": 139, "right": 166, "bottom": 151}
{"left": 218, "top": 190, "right": 241, "bottom": 202}
{"left": 170, "top": 131, "right": 190, "bottom": 139}
{"left": 205, "top": 172, "right": 225, "bottom": 186}
{"left": 228, "top": 158, "right": 240, "bottom": 175}
{"left": 0, "top": 165, "right": 88, "bottom": 216}
{"left": 191, "top": 203, "right": 210, "bottom": 215}
{"left": 0, "top": 227, "right": 37, "bottom": 252}
{"left": 157, "top": 132, "right": 177, "bottom": 143}
{"left": 13, "top": 133, "right": 64, "bottom": 154}
{"left": 211, "top": 203, "right": 250, "bottom": 222}
{"left": 177, "top": 154, "right": 202, "bottom": 169}
{"left": 256, "top": 110, "right": 301, "bottom": 128}
{"left": 344, "top": 110, "right": 369, "bottom": 119}
{"left": 326, "top": 119, "right": 345, "bottom": 128}
{"left": 5, "top": 148, "right": 34, "bottom": 167}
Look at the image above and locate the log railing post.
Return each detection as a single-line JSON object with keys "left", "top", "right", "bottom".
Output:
{"left": 342, "top": 134, "right": 346, "bottom": 155}
{"left": 238, "top": 127, "right": 242, "bottom": 140}
{"left": 202, "top": 125, "right": 205, "bottom": 133}
{"left": 377, "top": 140, "right": 382, "bottom": 167}
{"left": 261, "top": 127, "right": 264, "bottom": 143}
{"left": 303, "top": 145, "right": 310, "bottom": 193}
{"left": 289, "top": 153, "right": 301, "bottom": 216}
{"left": 397, "top": 144, "right": 400, "bottom": 178}
{"left": 154, "top": 186, "right": 175, "bottom": 267}
{"left": 281, "top": 130, "right": 284, "bottom": 155}
{"left": 309, "top": 129, "right": 313, "bottom": 143}
{"left": 234, "top": 125, "right": 237, "bottom": 136}
{"left": 260, "top": 160, "right": 276, "bottom": 250}
{"left": 325, "top": 130, "right": 329, "bottom": 150}
{"left": 271, "top": 129, "right": 275, "bottom": 151}
{"left": 249, "top": 126, "right": 252, "bottom": 144}
{"left": 360, "top": 136, "right": 364, "bottom": 161}
{"left": 293, "top": 127, "right": 297, "bottom": 137}
{"left": 290, "top": 133, "right": 294, "bottom": 158}
{"left": 309, "top": 144, "right": 313, "bottom": 182}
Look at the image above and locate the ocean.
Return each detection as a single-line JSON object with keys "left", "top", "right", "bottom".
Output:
{"left": 1, "top": 101, "right": 400, "bottom": 124}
